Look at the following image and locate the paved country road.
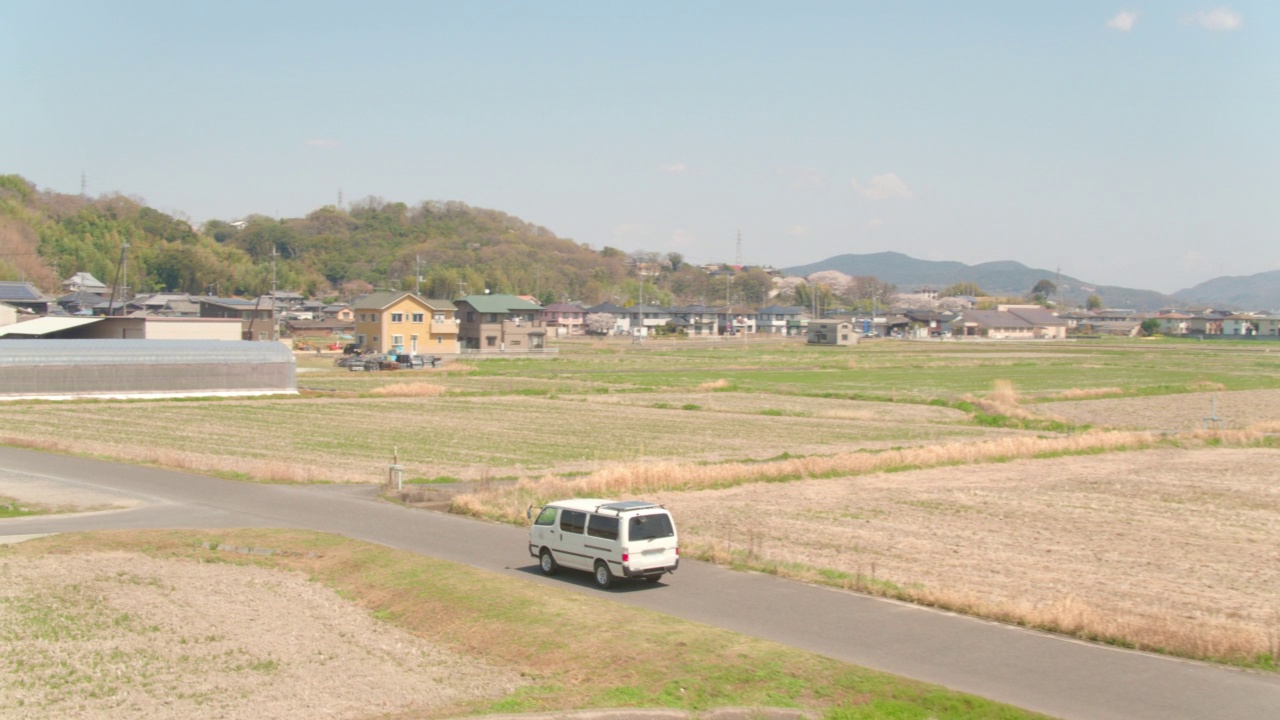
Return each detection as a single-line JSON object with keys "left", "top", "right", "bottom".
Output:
{"left": 2, "top": 446, "right": 1277, "bottom": 720}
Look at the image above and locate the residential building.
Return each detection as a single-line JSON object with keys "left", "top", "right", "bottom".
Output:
{"left": 755, "top": 305, "right": 808, "bottom": 335}
{"left": 62, "top": 272, "right": 108, "bottom": 295}
{"left": 668, "top": 305, "right": 720, "bottom": 336}
{"left": 717, "top": 306, "right": 757, "bottom": 335}
{"left": 455, "top": 294, "right": 546, "bottom": 353}
{"left": 1154, "top": 312, "right": 1192, "bottom": 336}
{"left": 583, "top": 302, "right": 630, "bottom": 334}
{"left": 1222, "top": 314, "right": 1259, "bottom": 336}
{"left": 542, "top": 302, "right": 588, "bottom": 335}
{"left": 807, "top": 320, "right": 856, "bottom": 346}
{"left": 352, "top": 291, "right": 459, "bottom": 355}
{"left": 1186, "top": 315, "right": 1223, "bottom": 335}
{"left": 322, "top": 304, "right": 355, "bottom": 322}
{"left": 0, "top": 281, "right": 53, "bottom": 315}
{"left": 197, "top": 297, "right": 277, "bottom": 340}
{"left": 903, "top": 310, "right": 955, "bottom": 337}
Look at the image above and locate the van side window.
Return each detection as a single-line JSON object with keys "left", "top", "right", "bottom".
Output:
{"left": 559, "top": 509, "right": 586, "bottom": 534}
{"left": 586, "top": 514, "right": 619, "bottom": 541}
{"left": 629, "top": 514, "right": 674, "bottom": 540}
{"left": 534, "top": 507, "right": 557, "bottom": 526}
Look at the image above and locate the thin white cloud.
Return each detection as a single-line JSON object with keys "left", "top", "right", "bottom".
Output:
{"left": 779, "top": 166, "right": 825, "bottom": 192}
{"left": 305, "top": 138, "right": 339, "bottom": 148}
{"left": 1106, "top": 10, "right": 1138, "bottom": 32}
{"left": 613, "top": 223, "right": 647, "bottom": 243}
{"left": 1183, "top": 7, "right": 1243, "bottom": 30}
{"left": 866, "top": 219, "right": 885, "bottom": 229}
{"left": 788, "top": 224, "right": 811, "bottom": 237}
{"left": 852, "top": 173, "right": 913, "bottom": 200}
{"left": 671, "top": 229, "right": 696, "bottom": 247}
{"left": 660, "top": 162, "right": 689, "bottom": 175}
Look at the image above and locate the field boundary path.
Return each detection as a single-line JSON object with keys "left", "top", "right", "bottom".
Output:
{"left": 2, "top": 446, "right": 1278, "bottom": 720}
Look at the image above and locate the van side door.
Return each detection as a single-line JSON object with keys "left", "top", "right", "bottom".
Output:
{"left": 556, "top": 509, "right": 589, "bottom": 570}
{"left": 585, "top": 513, "right": 621, "bottom": 572}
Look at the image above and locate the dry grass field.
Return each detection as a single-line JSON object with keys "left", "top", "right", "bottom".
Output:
{"left": 1046, "top": 388, "right": 1280, "bottom": 431}
{"left": 651, "top": 447, "right": 1280, "bottom": 664}
{"left": 0, "top": 551, "right": 524, "bottom": 720}
{"left": 0, "top": 393, "right": 1013, "bottom": 483}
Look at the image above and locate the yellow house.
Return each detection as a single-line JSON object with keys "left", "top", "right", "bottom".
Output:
{"left": 351, "top": 291, "right": 459, "bottom": 355}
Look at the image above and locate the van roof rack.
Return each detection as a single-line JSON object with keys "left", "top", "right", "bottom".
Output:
{"left": 595, "top": 500, "right": 662, "bottom": 514}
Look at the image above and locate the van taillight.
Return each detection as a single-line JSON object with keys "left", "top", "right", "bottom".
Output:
{"left": 675, "top": 547, "right": 679, "bottom": 555}
{"left": 622, "top": 553, "right": 629, "bottom": 562}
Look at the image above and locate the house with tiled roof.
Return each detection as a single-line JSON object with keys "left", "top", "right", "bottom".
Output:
{"left": 542, "top": 302, "right": 588, "bottom": 335}
{"left": 62, "top": 272, "right": 108, "bottom": 294}
{"left": 352, "top": 291, "right": 458, "bottom": 355}
{"left": 1154, "top": 312, "right": 1192, "bottom": 336}
{"left": 583, "top": 302, "right": 629, "bottom": 334}
{"left": 755, "top": 305, "right": 808, "bottom": 335}
{"left": 455, "top": 293, "right": 546, "bottom": 353}
{"left": 668, "top": 305, "right": 720, "bottom": 336}
{"left": 198, "top": 297, "right": 277, "bottom": 340}
{"left": 951, "top": 305, "right": 1067, "bottom": 339}
{"left": 0, "top": 281, "right": 53, "bottom": 315}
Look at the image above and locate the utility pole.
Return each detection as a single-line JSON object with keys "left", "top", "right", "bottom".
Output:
{"left": 106, "top": 239, "right": 129, "bottom": 316}
{"left": 415, "top": 255, "right": 422, "bottom": 295}
{"left": 270, "top": 247, "right": 279, "bottom": 341}
{"left": 735, "top": 230, "right": 742, "bottom": 267}
{"left": 80, "top": 171, "right": 87, "bottom": 197}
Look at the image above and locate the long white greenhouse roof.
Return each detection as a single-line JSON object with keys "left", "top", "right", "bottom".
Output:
{"left": 0, "top": 339, "right": 294, "bottom": 366}
{"left": 0, "top": 317, "right": 103, "bottom": 337}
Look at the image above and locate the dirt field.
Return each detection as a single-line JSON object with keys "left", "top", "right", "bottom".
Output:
{"left": 1047, "top": 388, "right": 1280, "bottom": 431}
{"left": 656, "top": 447, "right": 1280, "bottom": 661}
{"left": 0, "top": 551, "right": 524, "bottom": 720}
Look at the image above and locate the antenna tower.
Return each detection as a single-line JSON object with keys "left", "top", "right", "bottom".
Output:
{"left": 80, "top": 171, "right": 87, "bottom": 197}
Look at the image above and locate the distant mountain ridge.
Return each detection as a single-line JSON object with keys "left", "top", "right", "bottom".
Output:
{"left": 782, "top": 252, "right": 1173, "bottom": 310}
{"left": 1173, "top": 271, "right": 1280, "bottom": 311}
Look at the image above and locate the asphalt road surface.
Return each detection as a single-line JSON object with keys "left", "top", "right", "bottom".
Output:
{"left": 2, "top": 446, "right": 1277, "bottom": 720}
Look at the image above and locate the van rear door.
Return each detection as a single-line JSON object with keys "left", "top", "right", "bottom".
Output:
{"left": 624, "top": 511, "right": 678, "bottom": 572}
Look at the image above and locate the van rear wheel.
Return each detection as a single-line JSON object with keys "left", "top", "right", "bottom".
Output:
{"left": 539, "top": 549, "right": 558, "bottom": 575}
{"left": 593, "top": 561, "right": 613, "bottom": 589}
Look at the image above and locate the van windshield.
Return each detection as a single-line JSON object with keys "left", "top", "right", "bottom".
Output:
{"left": 628, "top": 513, "right": 674, "bottom": 541}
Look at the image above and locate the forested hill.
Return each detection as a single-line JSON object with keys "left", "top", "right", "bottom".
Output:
{"left": 0, "top": 174, "right": 640, "bottom": 303}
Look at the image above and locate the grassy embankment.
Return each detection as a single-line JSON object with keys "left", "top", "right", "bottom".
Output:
{"left": 0, "top": 529, "right": 1051, "bottom": 720}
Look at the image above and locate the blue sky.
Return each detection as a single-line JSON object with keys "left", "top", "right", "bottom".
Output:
{"left": 2, "top": 1, "right": 1276, "bottom": 293}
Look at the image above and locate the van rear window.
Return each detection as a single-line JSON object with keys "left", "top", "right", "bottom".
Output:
{"left": 629, "top": 513, "right": 674, "bottom": 540}
{"left": 586, "top": 515, "right": 619, "bottom": 541}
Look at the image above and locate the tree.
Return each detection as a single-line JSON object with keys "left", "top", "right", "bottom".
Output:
{"left": 1141, "top": 318, "right": 1161, "bottom": 336}
{"left": 940, "top": 282, "right": 984, "bottom": 298}
{"left": 1029, "top": 279, "right": 1059, "bottom": 303}
{"left": 586, "top": 312, "right": 615, "bottom": 334}
{"left": 666, "top": 252, "right": 684, "bottom": 272}
{"left": 734, "top": 268, "right": 774, "bottom": 306}
{"left": 1086, "top": 294, "right": 1102, "bottom": 311}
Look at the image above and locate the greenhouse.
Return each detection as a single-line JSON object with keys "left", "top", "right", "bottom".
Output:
{"left": 0, "top": 339, "right": 296, "bottom": 399}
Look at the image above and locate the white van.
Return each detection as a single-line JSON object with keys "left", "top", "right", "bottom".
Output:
{"left": 528, "top": 499, "right": 679, "bottom": 588}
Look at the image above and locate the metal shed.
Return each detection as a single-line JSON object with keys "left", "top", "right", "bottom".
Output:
{"left": 0, "top": 339, "right": 297, "bottom": 400}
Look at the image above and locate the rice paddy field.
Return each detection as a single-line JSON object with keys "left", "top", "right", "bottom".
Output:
{"left": 5, "top": 334, "right": 1280, "bottom": 667}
